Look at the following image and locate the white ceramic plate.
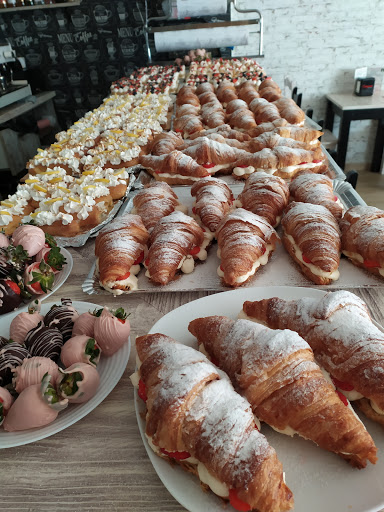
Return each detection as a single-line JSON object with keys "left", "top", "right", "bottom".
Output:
{"left": 1, "top": 247, "right": 73, "bottom": 320}
{"left": 0, "top": 300, "right": 130, "bottom": 448}
{"left": 135, "top": 286, "right": 384, "bottom": 512}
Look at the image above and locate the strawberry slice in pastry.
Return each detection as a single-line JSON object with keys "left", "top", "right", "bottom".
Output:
{"left": 140, "top": 150, "right": 210, "bottom": 186}
{"left": 339, "top": 205, "right": 384, "bottom": 278}
{"left": 216, "top": 208, "right": 280, "bottom": 287}
{"left": 282, "top": 201, "right": 341, "bottom": 285}
{"left": 144, "top": 211, "right": 206, "bottom": 285}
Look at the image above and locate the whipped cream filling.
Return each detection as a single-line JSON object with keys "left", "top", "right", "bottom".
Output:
{"left": 341, "top": 389, "right": 364, "bottom": 401}
{"left": 342, "top": 250, "right": 384, "bottom": 277}
{"left": 286, "top": 234, "right": 340, "bottom": 281}
{"left": 233, "top": 166, "right": 255, "bottom": 177}
{"left": 153, "top": 172, "right": 201, "bottom": 182}
{"left": 102, "top": 265, "right": 141, "bottom": 295}
{"left": 370, "top": 400, "right": 384, "bottom": 415}
{"left": 197, "top": 463, "right": 229, "bottom": 498}
{"left": 217, "top": 243, "right": 274, "bottom": 283}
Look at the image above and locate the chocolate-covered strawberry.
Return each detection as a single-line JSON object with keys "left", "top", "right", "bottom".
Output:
{"left": 0, "top": 386, "right": 13, "bottom": 426}
{"left": 35, "top": 246, "right": 66, "bottom": 273}
{"left": 94, "top": 307, "right": 130, "bottom": 356}
{"left": 44, "top": 299, "right": 79, "bottom": 342}
{"left": 0, "top": 340, "right": 30, "bottom": 385}
{"left": 0, "top": 244, "right": 29, "bottom": 278}
{"left": 24, "top": 259, "right": 55, "bottom": 295}
{"left": 10, "top": 301, "right": 44, "bottom": 343}
{"left": 61, "top": 336, "right": 101, "bottom": 368}
{"left": 25, "top": 322, "right": 63, "bottom": 362}
{"left": 72, "top": 308, "right": 103, "bottom": 337}
{"left": 0, "top": 279, "right": 22, "bottom": 314}
{"left": 58, "top": 363, "right": 100, "bottom": 403}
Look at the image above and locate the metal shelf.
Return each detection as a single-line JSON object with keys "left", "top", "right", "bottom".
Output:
{"left": 0, "top": 1, "right": 81, "bottom": 13}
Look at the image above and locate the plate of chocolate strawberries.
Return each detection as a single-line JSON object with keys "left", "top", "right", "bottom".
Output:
{"left": 0, "top": 298, "right": 130, "bottom": 447}
{"left": 0, "top": 225, "right": 72, "bottom": 318}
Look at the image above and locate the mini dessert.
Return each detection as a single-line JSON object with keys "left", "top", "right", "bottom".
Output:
{"left": 11, "top": 225, "right": 46, "bottom": 257}
{"left": 3, "top": 373, "right": 68, "bottom": 432}
{"left": 0, "top": 279, "right": 22, "bottom": 314}
{"left": 58, "top": 363, "right": 100, "bottom": 403}
{"left": 60, "top": 336, "right": 101, "bottom": 368}
{"left": 72, "top": 310, "right": 101, "bottom": 337}
{"left": 24, "top": 260, "right": 55, "bottom": 295}
{"left": 12, "top": 356, "right": 59, "bottom": 393}
{"left": 0, "top": 386, "right": 13, "bottom": 426}
{"left": 44, "top": 299, "right": 79, "bottom": 342}
{"left": 93, "top": 307, "right": 130, "bottom": 356}
{"left": 10, "top": 302, "right": 44, "bottom": 343}
{"left": 0, "top": 340, "right": 30, "bottom": 386}
{"left": 24, "top": 322, "right": 63, "bottom": 362}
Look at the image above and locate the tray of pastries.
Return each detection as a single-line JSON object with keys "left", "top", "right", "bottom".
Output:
{"left": 82, "top": 173, "right": 383, "bottom": 296}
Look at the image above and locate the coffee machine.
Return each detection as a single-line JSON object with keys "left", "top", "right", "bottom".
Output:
{"left": 0, "top": 39, "right": 31, "bottom": 108}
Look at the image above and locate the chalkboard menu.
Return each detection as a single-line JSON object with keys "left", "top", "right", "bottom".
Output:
{"left": 0, "top": 0, "right": 148, "bottom": 128}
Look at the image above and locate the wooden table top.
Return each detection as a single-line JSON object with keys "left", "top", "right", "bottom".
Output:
{"left": 2, "top": 240, "right": 384, "bottom": 512}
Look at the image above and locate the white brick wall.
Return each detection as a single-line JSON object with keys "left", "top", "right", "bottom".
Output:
{"left": 231, "top": 0, "right": 384, "bottom": 167}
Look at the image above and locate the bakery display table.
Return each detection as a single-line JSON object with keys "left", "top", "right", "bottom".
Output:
{"left": 324, "top": 93, "right": 384, "bottom": 172}
{"left": 1, "top": 240, "right": 384, "bottom": 512}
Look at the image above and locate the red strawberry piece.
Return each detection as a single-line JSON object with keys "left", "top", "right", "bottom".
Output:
{"left": 192, "top": 207, "right": 196, "bottom": 214}
{"left": 332, "top": 377, "right": 354, "bottom": 392}
{"left": 229, "top": 489, "right": 252, "bottom": 512}
{"left": 203, "top": 163, "right": 215, "bottom": 169}
{"left": 134, "top": 252, "right": 144, "bottom": 265}
{"left": 220, "top": 264, "right": 224, "bottom": 271}
{"left": 334, "top": 196, "right": 338, "bottom": 202}
{"left": 116, "top": 271, "right": 131, "bottom": 281}
{"left": 145, "top": 258, "right": 150, "bottom": 267}
{"left": 313, "top": 159, "right": 322, "bottom": 163}
{"left": 299, "top": 162, "right": 308, "bottom": 165}
{"left": 189, "top": 246, "right": 200, "bottom": 256}
{"left": 364, "top": 260, "right": 381, "bottom": 268}
{"left": 302, "top": 254, "right": 312, "bottom": 264}
{"left": 336, "top": 390, "right": 348, "bottom": 406}
{"left": 138, "top": 379, "right": 147, "bottom": 402}
{"left": 160, "top": 448, "right": 191, "bottom": 460}
{"left": 6, "top": 280, "right": 20, "bottom": 295}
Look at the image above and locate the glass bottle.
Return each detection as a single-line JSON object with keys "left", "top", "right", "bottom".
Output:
{"left": 0, "top": 1, "right": 7, "bottom": 8}
{"left": 6, "top": 0, "right": 17, "bottom": 7}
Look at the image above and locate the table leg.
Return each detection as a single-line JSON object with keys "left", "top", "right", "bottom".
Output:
{"left": 336, "top": 114, "right": 351, "bottom": 170}
{"left": 371, "top": 118, "right": 384, "bottom": 173}
{"left": 324, "top": 100, "right": 335, "bottom": 131}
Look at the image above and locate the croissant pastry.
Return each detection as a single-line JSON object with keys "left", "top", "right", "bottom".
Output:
{"left": 190, "top": 176, "right": 233, "bottom": 235}
{"left": 176, "top": 85, "right": 200, "bottom": 107}
{"left": 249, "top": 98, "right": 282, "bottom": 124}
{"left": 232, "top": 146, "right": 326, "bottom": 180}
{"left": 248, "top": 119, "right": 288, "bottom": 137}
{"left": 139, "top": 150, "right": 210, "bottom": 186}
{"left": 188, "top": 316, "right": 377, "bottom": 469}
{"left": 180, "top": 133, "right": 246, "bottom": 150}
{"left": 200, "top": 104, "right": 226, "bottom": 128}
{"left": 274, "top": 98, "right": 305, "bottom": 126}
{"left": 258, "top": 78, "right": 281, "bottom": 94}
{"left": 216, "top": 81, "right": 238, "bottom": 105}
{"left": 235, "top": 171, "right": 289, "bottom": 227}
{"left": 259, "top": 87, "right": 281, "bottom": 102}
{"left": 339, "top": 205, "right": 384, "bottom": 278}
{"left": 175, "top": 103, "right": 200, "bottom": 118}
{"left": 289, "top": 171, "right": 343, "bottom": 219}
{"left": 145, "top": 211, "right": 205, "bottom": 284}
{"left": 148, "top": 131, "right": 184, "bottom": 156}
{"left": 237, "top": 81, "right": 260, "bottom": 104}
{"left": 195, "top": 82, "right": 214, "bottom": 95}
{"left": 281, "top": 201, "right": 341, "bottom": 284}
{"left": 95, "top": 213, "right": 149, "bottom": 293}
{"left": 228, "top": 108, "right": 257, "bottom": 131}
{"left": 197, "top": 91, "right": 220, "bottom": 106}
{"left": 189, "top": 124, "right": 251, "bottom": 142}
{"left": 225, "top": 98, "right": 249, "bottom": 115}
{"left": 132, "top": 182, "right": 187, "bottom": 232}
{"left": 182, "top": 137, "right": 248, "bottom": 173}
{"left": 173, "top": 115, "right": 204, "bottom": 137}
{"left": 241, "top": 290, "right": 384, "bottom": 429}
{"left": 216, "top": 208, "right": 279, "bottom": 287}
{"left": 273, "top": 126, "right": 323, "bottom": 145}
{"left": 246, "top": 132, "right": 312, "bottom": 153}
{"left": 133, "top": 333, "right": 294, "bottom": 512}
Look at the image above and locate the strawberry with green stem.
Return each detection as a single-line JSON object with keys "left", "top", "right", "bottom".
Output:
{"left": 24, "top": 260, "right": 55, "bottom": 294}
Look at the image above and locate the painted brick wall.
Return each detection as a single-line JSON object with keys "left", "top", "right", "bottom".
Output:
{"left": 232, "top": 0, "right": 384, "bottom": 167}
